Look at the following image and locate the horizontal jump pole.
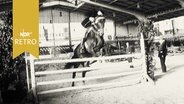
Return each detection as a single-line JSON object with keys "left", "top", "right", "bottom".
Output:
{"left": 25, "top": 53, "right": 72, "bottom": 60}
{"left": 37, "top": 70, "right": 143, "bottom": 86}
{"left": 35, "top": 66, "right": 100, "bottom": 76}
{"left": 38, "top": 78, "right": 141, "bottom": 95}
{"left": 34, "top": 53, "right": 142, "bottom": 65}
{"left": 37, "top": 54, "right": 70, "bottom": 59}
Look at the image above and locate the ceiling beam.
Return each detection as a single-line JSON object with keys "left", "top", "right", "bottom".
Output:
{"left": 79, "top": 0, "right": 148, "bottom": 21}
{"left": 72, "top": 2, "right": 85, "bottom": 11}
{"left": 147, "top": 7, "right": 184, "bottom": 18}
{"left": 109, "top": 0, "right": 118, "bottom": 4}
{"left": 144, "top": 1, "right": 179, "bottom": 13}
{"left": 40, "top": 1, "right": 77, "bottom": 8}
{"left": 176, "top": 0, "right": 184, "bottom": 7}
{"left": 124, "top": 7, "right": 184, "bottom": 24}
{"left": 126, "top": 0, "right": 150, "bottom": 9}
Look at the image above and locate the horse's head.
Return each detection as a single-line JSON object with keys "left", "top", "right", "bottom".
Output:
{"left": 94, "top": 11, "right": 105, "bottom": 37}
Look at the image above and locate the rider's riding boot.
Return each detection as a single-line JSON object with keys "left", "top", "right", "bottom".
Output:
{"left": 81, "top": 39, "right": 85, "bottom": 53}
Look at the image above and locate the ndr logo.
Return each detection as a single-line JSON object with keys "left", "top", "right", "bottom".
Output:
{"left": 20, "top": 29, "right": 32, "bottom": 38}
{"left": 14, "top": 29, "right": 37, "bottom": 45}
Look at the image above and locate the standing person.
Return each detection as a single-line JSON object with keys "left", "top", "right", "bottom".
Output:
{"left": 158, "top": 37, "right": 167, "bottom": 72}
{"left": 126, "top": 42, "right": 134, "bottom": 68}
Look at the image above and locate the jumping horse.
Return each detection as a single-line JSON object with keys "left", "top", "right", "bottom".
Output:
{"left": 64, "top": 14, "right": 106, "bottom": 86}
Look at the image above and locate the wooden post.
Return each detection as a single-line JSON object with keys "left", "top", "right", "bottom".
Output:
{"left": 117, "top": 41, "right": 121, "bottom": 55}
{"left": 30, "top": 55, "right": 38, "bottom": 103}
{"left": 140, "top": 33, "right": 154, "bottom": 83}
{"left": 51, "top": 8, "right": 56, "bottom": 56}
{"left": 114, "top": 17, "right": 116, "bottom": 40}
{"left": 171, "top": 19, "right": 175, "bottom": 36}
{"left": 140, "top": 33, "right": 155, "bottom": 84}
{"left": 49, "top": 47, "right": 52, "bottom": 55}
{"left": 25, "top": 52, "right": 30, "bottom": 92}
{"left": 140, "top": 33, "right": 146, "bottom": 80}
{"left": 68, "top": 11, "right": 72, "bottom": 49}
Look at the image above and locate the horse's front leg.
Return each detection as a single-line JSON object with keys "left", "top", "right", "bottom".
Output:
{"left": 81, "top": 62, "right": 89, "bottom": 85}
{"left": 91, "top": 49, "right": 97, "bottom": 57}
{"left": 99, "top": 48, "right": 104, "bottom": 56}
{"left": 72, "top": 72, "right": 76, "bottom": 87}
{"left": 95, "top": 48, "right": 104, "bottom": 63}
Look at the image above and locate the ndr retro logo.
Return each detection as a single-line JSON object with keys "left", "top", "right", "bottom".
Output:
{"left": 15, "top": 29, "right": 37, "bottom": 45}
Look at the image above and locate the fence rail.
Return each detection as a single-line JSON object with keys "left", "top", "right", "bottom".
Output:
{"left": 37, "top": 70, "right": 143, "bottom": 86}
{"left": 35, "top": 66, "right": 99, "bottom": 76}
{"left": 38, "top": 78, "right": 142, "bottom": 95}
{"left": 34, "top": 53, "right": 141, "bottom": 65}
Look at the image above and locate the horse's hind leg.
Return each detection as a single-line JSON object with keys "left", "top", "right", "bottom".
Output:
{"left": 72, "top": 63, "right": 80, "bottom": 87}
{"left": 82, "top": 71, "right": 87, "bottom": 84}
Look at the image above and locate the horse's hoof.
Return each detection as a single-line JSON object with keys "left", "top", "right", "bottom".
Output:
{"left": 72, "top": 83, "right": 75, "bottom": 87}
{"left": 130, "top": 65, "right": 134, "bottom": 68}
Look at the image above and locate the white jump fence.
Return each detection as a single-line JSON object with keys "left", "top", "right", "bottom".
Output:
{"left": 25, "top": 33, "right": 150, "bottom": 100}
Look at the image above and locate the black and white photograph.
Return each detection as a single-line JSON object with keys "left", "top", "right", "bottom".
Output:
{"left": 1, "top": 0, "right": 184, "bottom": 104}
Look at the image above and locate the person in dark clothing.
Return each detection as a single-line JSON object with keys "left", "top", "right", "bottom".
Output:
{"left": 158, "top": 38, "right": 167, "bottom": 72}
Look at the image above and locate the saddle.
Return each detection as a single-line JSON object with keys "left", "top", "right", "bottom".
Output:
{"left": 80, "top": 26, "right": 102, "bottom": 54}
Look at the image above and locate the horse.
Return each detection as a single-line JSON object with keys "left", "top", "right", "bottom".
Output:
{"left": 64, "top": 15, "right": 106, "bottom": 86}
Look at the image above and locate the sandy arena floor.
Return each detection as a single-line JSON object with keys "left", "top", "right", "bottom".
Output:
{"left": 38, "top": 54, "right": 184, "bottom": 104}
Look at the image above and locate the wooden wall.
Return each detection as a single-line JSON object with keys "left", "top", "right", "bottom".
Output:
{"left": 39, "top": 7, "right": 139, "bottom": 46}
{"left": 116, "top": 22, "right": 138, "bottom": 37}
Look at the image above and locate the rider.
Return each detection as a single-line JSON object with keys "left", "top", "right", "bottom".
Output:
{"left": 81, "top": 11, "right": 103, "bottom": 53}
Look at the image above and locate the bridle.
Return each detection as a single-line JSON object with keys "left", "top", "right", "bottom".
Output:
{"left": 92, "top": 16, "right": 105, "bottom": 37}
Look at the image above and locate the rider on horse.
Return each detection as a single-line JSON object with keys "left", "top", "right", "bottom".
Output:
{"left": 81, "top": 11, "right": 104, "bottom": 53}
